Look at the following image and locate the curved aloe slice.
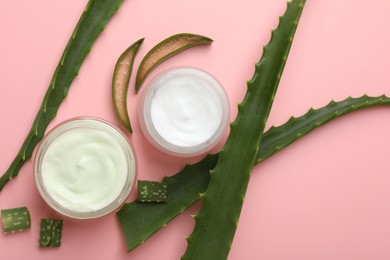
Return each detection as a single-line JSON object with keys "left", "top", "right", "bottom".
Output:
{"left": 0, "top": 0, "right": 125, "bottom": 191}
{"left": 1, "top": 207, "right": 31, "bottom": 234}
{"left": 118, "top": 94, "right": 390, "bottom": 252}
{"left": 135, "top": 33, "right": 213, "bottom": 93}
{"left": 112, "top": 38, "right": 144, "bottom": 133}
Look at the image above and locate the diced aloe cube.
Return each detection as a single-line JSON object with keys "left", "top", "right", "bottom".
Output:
{"left": 39, "top": 219, "right": 64, "bottom": 247}
{"left": 1, "top": 206, "right": 31, "bottom": 234}
{"left": 137, "top": 180, "right": 167, "bottom": 203}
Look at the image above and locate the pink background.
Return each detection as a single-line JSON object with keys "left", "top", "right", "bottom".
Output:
{"left": 1, "top": 0, "right": 390, "bottom": 259}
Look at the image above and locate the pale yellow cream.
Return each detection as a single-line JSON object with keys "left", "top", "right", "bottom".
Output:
{"left": 41, "top": 127, "right": 128, "bottom": 212}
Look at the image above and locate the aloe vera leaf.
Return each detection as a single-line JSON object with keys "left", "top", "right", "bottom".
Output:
{"left": 135, "top": 33, "right": 213, "bottom": 93}
{"left": 39, "top": 219, "right": 64, "bottom": 248}
{"left": 118, "top": 94, "right": 390, "bottom": 252}
{"left": 257, "top": 94, "right": 390, "bottom": 162}
{"left": 1, "top": 207, "right": 31, "bottom": 234}
{"left": 118, "top": 0, "right": 304, "bottom": 253}
{"left": 113, "top": 38, "right": 144, "bottom": 133}
{"left": 137, "top": 180, "right": 168, "bottom": 203}
{"left": 182, "top": 1, "right": 306, "bottom": 259}
{"left": 0, "top": 0, "right": 125, "bottom": 192}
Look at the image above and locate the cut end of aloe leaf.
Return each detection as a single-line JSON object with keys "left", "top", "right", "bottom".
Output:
{"left": 135, "top": 33, "right": 213, "bottom": 93}
{"left": 39, "top": 219, "right": 64, "bottom": 248}
{"left": 1, "top": 207, "right": 31, "bottom": 234}
{"left": 112, "top": 38, "right": 144, "bottom": 133}
{"left": 137, "top": 180, "right": 167, "bottom": 203}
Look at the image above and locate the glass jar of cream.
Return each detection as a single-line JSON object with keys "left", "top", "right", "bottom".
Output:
{"left": 138, "top": 67, "right": 230, "bottom": 157}
{"left": 34, "top": 117, "right": 137, "bottom": 219}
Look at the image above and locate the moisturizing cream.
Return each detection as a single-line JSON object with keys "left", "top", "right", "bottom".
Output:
{"left": 139, "top": 67, "right": 230, "bottom": 157}
{"left": 34, "top": 118, "right": 136, "bottom": 219}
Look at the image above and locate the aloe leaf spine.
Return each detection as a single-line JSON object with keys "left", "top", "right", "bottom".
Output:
{"left": 0, "top": 0, "right": 125, "bottom": 191}
{"left": 118, "top": 94, "right": 390, "bottom": 252}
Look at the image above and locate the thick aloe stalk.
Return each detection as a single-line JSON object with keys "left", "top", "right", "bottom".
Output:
{"left": 0, "top": 0, "right": 125, "bottom": 191}
{"left": 182, "top": 1, "right": 305, "bottom": 259}
{"left": 118, "top": 94, "right": 390, "bottom": 252}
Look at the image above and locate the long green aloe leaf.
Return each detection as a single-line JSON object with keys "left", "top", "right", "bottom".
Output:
{"left": 118, "top": 0, "right": 304, "bottom": 254}
{"left": 0, "top": 0, "right": 124, "bottom": 191}
{"left": 117, "top": 94, "right": 390, "bottom": 252}
{"left": 182, "top": 1, "right": 305, "bottom": 258}
{"left": 257, "top": 94, "right": 390, "bottom": 162}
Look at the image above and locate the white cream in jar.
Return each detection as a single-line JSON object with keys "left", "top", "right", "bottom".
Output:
{"left": 34, "top": 118, "right": 136, "bottom": 219}
{"left": 139, "top": 67, "right": 230, "bottom": 157}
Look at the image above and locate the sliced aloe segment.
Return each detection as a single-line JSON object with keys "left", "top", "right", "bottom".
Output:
{"left": 112, "top": 38, "right": 144, "bottom": 133}
{"left": 1, "top": 206, "right": 31, "bottom": 234}
{"left": 135, "top": 33, "right": 213, "bottom": 93}
{"left": 39, "top": 219, "right": 64, "bottom": 248}
{"left": 137, "top": 180, "right": 167, "bottom": 203}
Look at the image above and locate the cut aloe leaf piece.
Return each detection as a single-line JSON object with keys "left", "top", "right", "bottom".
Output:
{"left": 137, "top": 180, "right": 167, "bottom": 203}
{"left": 39, "top": 219, "right": 64, "bottom": 248}
{"left": 117, "top": 95, "right": 390, "bottom": 253}
{"left": 112, "top": 38, "right": 144, "bottom": 133}
{"left": 1, "top": 206, "right": 31, "bottom": 234}
{"left": 135, "top": 33, "right": 213, "bottom": 93}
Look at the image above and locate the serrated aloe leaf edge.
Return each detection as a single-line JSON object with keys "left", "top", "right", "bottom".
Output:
{"left": 183, "top": 1, "right": 305, "bottom": 258}
{"left": 0, "top": 0, "right": 125, "bottom": 191}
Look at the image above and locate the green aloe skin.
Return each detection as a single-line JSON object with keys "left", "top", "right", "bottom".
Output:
{"left": 0, "top": 0, "right": 125, "bottom": 191}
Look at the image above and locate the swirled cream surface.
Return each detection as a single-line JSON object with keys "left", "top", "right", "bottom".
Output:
{"left": 150, "top": 69, "right": 225, "bottom": 147}
{"left": 41, "top": 127, "right": 128, "bottom": 212}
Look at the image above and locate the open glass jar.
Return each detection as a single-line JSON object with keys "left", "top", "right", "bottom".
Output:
{"left": 138, "top": 67, "right": 230, "bottom": 157}
{"left": 34, "top": 117, "right": 137, "bottom": 219}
